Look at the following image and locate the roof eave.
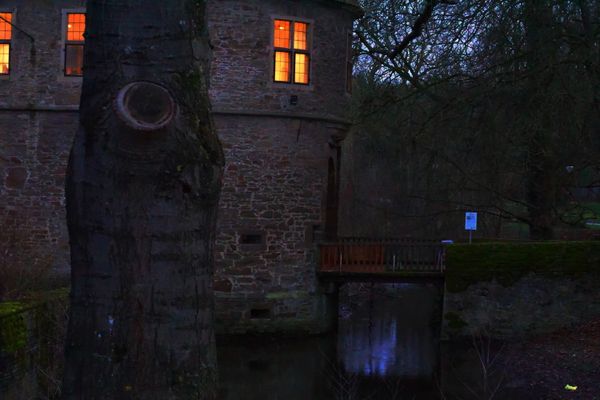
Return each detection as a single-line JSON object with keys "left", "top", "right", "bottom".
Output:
{"left": 320, "top": 0, "right": 364, "bottom": 18}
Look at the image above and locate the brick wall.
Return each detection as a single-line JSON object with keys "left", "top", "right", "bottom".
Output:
{"left": 0, "top": 111, "right": 75, "bottom": 273}
{"left": 207, "top": 0, "right": 356, "bottom": 331}
{"left": 0, "top": 0, "right": 84, "bottom": 108}
{"left": 208, "top": 0, "right": 356, "bottom": 118}
{"left": 1, "top": 0, "right": 84, "bottom": 274}
{"left": 213, "top": 116, "right": 341, "bottom": 329}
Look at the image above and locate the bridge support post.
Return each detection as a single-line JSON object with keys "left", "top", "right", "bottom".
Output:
{"left": 313, "top": 281, "right": 340, "bottom": 333}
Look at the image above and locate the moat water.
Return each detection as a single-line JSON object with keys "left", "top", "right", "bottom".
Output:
{"left": 216, "top": 283, "right": 517, "bottom": 400}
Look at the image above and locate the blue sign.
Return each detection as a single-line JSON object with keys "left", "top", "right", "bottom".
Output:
{"left": 465, "top": 212, "right": 478, "bottom": 231}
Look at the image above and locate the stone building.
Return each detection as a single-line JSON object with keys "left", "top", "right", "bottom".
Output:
{"left": 0, "top": 0, "right": 86, "bottom": 277}
{"left": 0, "top": 0, "right": 361, "bottom": 332}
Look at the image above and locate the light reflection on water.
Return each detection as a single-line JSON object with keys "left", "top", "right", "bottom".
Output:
{"left": 337, "top": 283, "right": 438, "bottom": 380}
{"left": 217, "top": 283, "right": 442, "bottom": 400}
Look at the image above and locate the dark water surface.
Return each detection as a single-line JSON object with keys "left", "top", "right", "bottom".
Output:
{"left": 216, "top": 284, "right": 511, "bottom": 400}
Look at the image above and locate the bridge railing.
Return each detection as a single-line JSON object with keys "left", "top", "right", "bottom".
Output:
{"left": 319, "top": 238, "right": 446, "bottom": 273}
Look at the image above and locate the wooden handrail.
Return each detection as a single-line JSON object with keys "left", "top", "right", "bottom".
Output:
{"left": 319, "top": 240, "right": 446, "bottom": 274}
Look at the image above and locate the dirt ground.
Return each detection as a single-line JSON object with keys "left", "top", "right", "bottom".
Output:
{"left": 502, "top": 319, "right": 600, "bottom": 400}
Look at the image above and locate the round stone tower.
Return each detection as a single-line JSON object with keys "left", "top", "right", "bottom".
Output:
{"left": 207, "top": 0, "right": 361, "bottom": 333}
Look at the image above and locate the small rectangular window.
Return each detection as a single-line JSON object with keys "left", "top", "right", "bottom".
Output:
{"left": 65, "top": 13, "right": 85, "bottom": 76}
{"left": 0, "top": 12, "right": 13, "bottom": 75}
{"left": 240, "top": 233, "right": 264, "bottom": 245}
{"left": 273, "top": 19, "right": 311, "bottom": 85}
{"left": 250, "top": 308, "right": 271, "bottom": 319}
{"left": 67, "top": 13, "right": 85, "bottom": 41}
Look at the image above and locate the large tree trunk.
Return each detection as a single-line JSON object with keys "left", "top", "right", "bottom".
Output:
{"left": 62, "top": 1, "right": 223, "bottom": 399}
{"left": 523, "top": 0, "right": 558, "bottom": 240}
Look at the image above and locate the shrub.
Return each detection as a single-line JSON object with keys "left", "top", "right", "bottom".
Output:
{"left": 0, "top": 228, "right": 65, "bottom": 301}
{"left": 445, "top": 241, "right": 600, "bottom": 292}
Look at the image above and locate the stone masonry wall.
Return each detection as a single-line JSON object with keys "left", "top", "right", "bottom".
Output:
{"left": 213, "top": 116, "right": 341, "bottom": 332}
{"left": 0, "top": 0, "right": 84, "bottom": 108}
{"left": 442, "top": 242, "right": 600, "bottom": 339}
{"left": 208, "top": 0, "right": 355, "bottom": 119}
{"left": 207, "top": 0, "right": 356, "bottom": 332}
{"left": 443, "top": 272, "right": 600, "bottom": 340}
{"left": 0, "top": 111, "right": 75, "bottom": 273}
{"left": 1, "top": 0, "right": 84, "bottom": 274}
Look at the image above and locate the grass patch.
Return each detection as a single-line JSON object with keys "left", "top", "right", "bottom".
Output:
{"left": 0, "top": 289, "right": 69, "bottom": 353}
{"left": 0, "top": 302, "right": 27, "bottom": 353}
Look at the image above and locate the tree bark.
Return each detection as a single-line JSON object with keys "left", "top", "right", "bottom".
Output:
{"left": 62, "top": 1, "right": 223, "bottom": 399}
{"left": 523, "top": 0, "right": 557, "bottom": 240}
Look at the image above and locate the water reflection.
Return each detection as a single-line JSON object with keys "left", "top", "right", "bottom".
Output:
{"left": 217, "top": 335, "right": 334, "bottom": 400}
{"left": 338, "top": 283, "right": 438, "bottom": 380}
{"left": 217, "top": 283, "right": 443, "bottom": 399}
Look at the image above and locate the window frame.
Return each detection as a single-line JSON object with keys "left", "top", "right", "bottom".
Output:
{"left": 0, "top": 11, "right": 14, "bottom": 77}
{"left": 60, "top": 9, "right": 86, "bottom": 78}
{"left": 272, "top": 18, "right": 312, "bottom": 86}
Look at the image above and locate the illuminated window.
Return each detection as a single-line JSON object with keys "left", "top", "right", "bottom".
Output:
{"left": 274, "top": 51, "right": 290, "bottom": 82}
{"left": 273, "top": 19, "right": 310, "bottom": 85}
{"left": 65, "top": 13, "right": 85, "bottom": 76}
{"left": 293, "top": 22, "right": 308, "bottom": 50}
{"left": 274, "top": 20, "right": 290, "bottom": 48}
{"left": 0, "top": 12, "right": 12, "bottom": 75}
{"left": 294, "top": 53, "right": 309, "bottom": 84}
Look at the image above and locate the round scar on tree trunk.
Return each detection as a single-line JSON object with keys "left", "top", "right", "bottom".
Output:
{"left": 116, "top": 81, "right": 176, "bottom": 131}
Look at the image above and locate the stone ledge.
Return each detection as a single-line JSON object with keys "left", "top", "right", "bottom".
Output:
{"left": 212, "top": 108, "right": 352, "bottom": 126}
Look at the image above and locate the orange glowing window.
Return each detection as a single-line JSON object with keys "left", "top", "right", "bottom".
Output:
{"left": 294, "top": 53, "right": 309, "bottom": 84}
{"left": 274, "top": 51, "right": 291, "bottom": 82}
{"left": 0, "top": 13, "right": 12, "bottom": 40}
{"left": 65, "top": 13, "right": 85, "bottom": 76}
{"left": 293, "top": 22, "right": 308, "bottom": 51}
{"left": 274, "top": 20, "right": 291, "bottom": 48}
{"left": 273, "top": 19, "right": 310, "bottom": 85}
{"left": 67, "top": 13, "right": 85, "bottom": 41}
{"left": 0, "top": 12, "right": 12, "bottom": 75}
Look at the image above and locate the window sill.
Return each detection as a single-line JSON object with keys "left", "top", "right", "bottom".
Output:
{"left": 268, "top": 81, "right": 315, "bottom": 92}
{"left": 239, "top": 244, "right": 267, "bottom": 253}
{"left": 57, "top": 74, "right": 83, "bottom": 84}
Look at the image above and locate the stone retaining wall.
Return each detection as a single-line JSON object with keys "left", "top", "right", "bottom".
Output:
{"left": 442, "top": 242, "right": 600, "bottom": 339}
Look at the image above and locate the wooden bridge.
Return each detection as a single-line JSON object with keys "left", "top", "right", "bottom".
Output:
{"left": 318, "top": 238, "right": 446, "bottom": 283}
